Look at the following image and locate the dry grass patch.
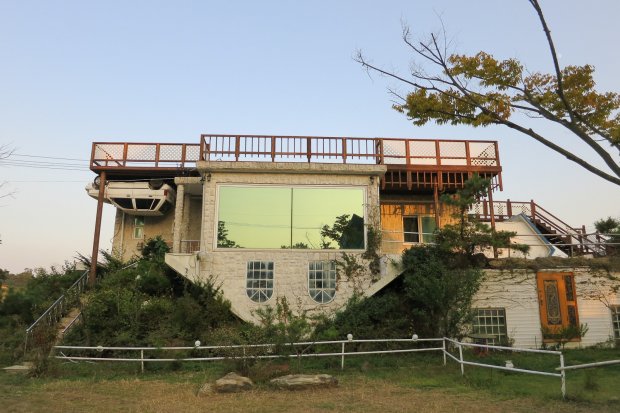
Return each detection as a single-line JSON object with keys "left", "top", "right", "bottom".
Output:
{"left": 1, "top": 375, "right": 615, "bottom": 413}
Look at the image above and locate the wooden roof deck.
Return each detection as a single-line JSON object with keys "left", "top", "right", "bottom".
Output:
{"left": 89, "top": 134, "right": 502, "bottom": 191}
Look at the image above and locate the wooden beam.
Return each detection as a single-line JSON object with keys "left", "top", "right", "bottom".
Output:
{"left": 89, "top": 171, "right": 106, "bottom": 286}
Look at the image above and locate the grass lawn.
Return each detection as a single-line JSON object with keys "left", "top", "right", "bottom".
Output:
{"left": 1, "top": 349, "right": 619, "bottom": 413}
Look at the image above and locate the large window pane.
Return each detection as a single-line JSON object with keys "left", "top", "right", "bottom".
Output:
{"left": 218, "top": 186, "right": 291, "bottom": 249}
{"left": 292, "top": 188, "right": 364, "bottom": 250}
{"left": 217, "top": 185, "right": 365, "bottom": 249}
{"left": 421, "top": 216, "right": 437, "bottom": 243}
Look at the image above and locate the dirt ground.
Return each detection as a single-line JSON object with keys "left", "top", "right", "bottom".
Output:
{"left": 1, "top": 375, "right": 615, "bottom": 413}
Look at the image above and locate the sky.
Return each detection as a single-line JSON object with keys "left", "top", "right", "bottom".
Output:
{"left": 1, "top": 0, "right": 619, "bottom": 273}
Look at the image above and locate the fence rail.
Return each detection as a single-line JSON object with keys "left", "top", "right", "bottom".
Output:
{"left": 24, "top": 270, "right": 89, "bottom": 351}
{"left": 56, "top": 336, "right": 618, "bottom": 397}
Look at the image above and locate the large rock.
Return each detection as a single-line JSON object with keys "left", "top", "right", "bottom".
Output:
{"left": 214, "top": 372, "right": 253, "bottom": 393}
{"left": 270, "top": 374, "right": 338, "bottom": 390}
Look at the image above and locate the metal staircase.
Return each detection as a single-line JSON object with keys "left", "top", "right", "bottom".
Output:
{"left": 471, "top": 200, "right": 607, "bottom": 256}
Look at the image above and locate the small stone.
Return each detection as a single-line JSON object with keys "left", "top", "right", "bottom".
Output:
{"left": 270, "top": 374, "right": 338, "bottom": 390}
{"left": 214, "top": 372, "right": 253, "bottom": 393}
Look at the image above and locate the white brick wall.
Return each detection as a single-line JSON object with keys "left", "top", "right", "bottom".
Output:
{"left": 194, "top": 162, "right": 382, "bottom": 322}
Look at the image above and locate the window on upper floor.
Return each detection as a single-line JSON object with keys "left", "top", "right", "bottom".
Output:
{"left": 403, "top": 215, "right": 436, "bottom": 243}
{"left": 308, "top": 261, "right": 337, "bottom": 304}
{"left": 217, "top": 185, "right": 365, "bottom": 250}
{"left": 133, "top": 216, "right": 145, "bottom": 239}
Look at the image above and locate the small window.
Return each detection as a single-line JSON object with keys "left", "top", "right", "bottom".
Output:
{"left": 612, "top": 306, "right": 620, "bottom": 341}
{"left": 308, "top": 261, "right": 337, "bottom": 304}
{"left": 246, "top": 261, "right": 274, "bottom": 303}
{"left": 403, "top": 216, "right": 437, "bottom": 243}
{"left": 133, "top": 216, "right": 145, "bottom": 239}
{"left": 473, "top": 308, "right": 508, "bottom": 345}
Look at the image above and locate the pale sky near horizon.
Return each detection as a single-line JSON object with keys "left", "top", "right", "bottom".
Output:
{"left": 1, "top": 0, "right": 619, "bottom": 273}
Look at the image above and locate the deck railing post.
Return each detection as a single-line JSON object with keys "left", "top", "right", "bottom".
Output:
{"left": 306, "top": 137, "right": 312, "bottom": 162}
{"left": 465, "top": 140, "right": 471, "bottom": 166}
{"left": 235, "top": 136, "right": 240, "bottom": 161}
{"left": 507, "top": 199, "right": 512, "bottom": 218}
{"left": 122, "top": 143, "right": 128, "bottom": 167}
{"left": 530, "top": 200, "right": 536, "bottom": 221}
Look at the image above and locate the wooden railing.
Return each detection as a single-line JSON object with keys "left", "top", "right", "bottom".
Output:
{"left": 199, "top": 135, "right": 501, "bottom": 169}
{"left": 89, "top": 136, "right": 501, "bottom": 172}
{"left": 90, "top": 142, "right": 201, "bottom": 169}
{"left": 471, "top": 200, "right": 606, "bottom": 256}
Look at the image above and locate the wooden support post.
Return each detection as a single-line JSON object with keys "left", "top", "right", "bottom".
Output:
{"left": 507, "top": 199, "right": 512, "bottom": 218}
{"left": 89, "top": 171, "right": 107, "bottom": 286}
{"left": 488, "top": 185, "right": 496, "bottom": 230}
{"left": 530, "top": 200, "right": 536, "bottom": 221}
{"left": 433, "top": 178, "right": 441, "bottom": 229}
{"left": 488, "top": 184, "right": 497, "bottom": 258}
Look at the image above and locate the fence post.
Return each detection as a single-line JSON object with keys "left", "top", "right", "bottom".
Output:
{"left": 458, "top": 342, "right": 464, "bottom": 376}
{"left": 560, "top": 353, "right": 566, "bottom": 399}
{"left": 341, "top": 342, "right": 345, "bottom": 370}
{"left": 442, "top": 338, "right": 446, "bottom": 366}
{"left": 141, "top": 350, "right": 144, "bottom": 373}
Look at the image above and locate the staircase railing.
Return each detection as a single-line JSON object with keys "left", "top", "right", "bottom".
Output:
{"left": 24, "top": 270, "right": 88, "bottom": 352}
{"left": 471, "top": 200, "right": 606, "bottom": 256}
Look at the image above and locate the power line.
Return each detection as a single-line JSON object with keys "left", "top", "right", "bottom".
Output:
{"left": 1, "top": 161, "right": 90, "bottom": 171}
{"left": 13, "top": 153, "right": 89, "bottom": 162}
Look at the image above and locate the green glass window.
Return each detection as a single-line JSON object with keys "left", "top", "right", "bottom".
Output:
{"left": 217, "top": 185, "right": 365, "bottom": 250}
{"left": 403, "top": 216, "right": 436, "bottom": 243}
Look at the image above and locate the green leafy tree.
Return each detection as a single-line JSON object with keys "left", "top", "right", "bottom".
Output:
{"left": 356, "top": 0, "right": 620, "bottom": 186}
{"left": 401, "top": 175, "right": 528, "bottom": 338}
{"left": 594, "top": 216, "right": 620, "bottom": 255}
{"left": 437, "top": 174, "right": 529, "bottom": 258}
{"left": 140, "top": 235, "right": 170, "bottom": 262}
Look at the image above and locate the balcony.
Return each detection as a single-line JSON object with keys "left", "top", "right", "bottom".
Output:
{"left": 89, "top": 135, "right": 502, "bottom": 191}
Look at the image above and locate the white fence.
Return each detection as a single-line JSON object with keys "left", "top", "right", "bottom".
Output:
{"left": 54, "top": 337, "right": 619, "bottom": 398}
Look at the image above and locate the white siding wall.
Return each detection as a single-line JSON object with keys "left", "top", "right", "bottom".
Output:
{"left": 476, "top": 269, "right": 620, "bottom": 348}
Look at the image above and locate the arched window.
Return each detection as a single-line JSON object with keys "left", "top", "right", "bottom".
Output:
{"left": 308, "top": 261, "right": 337, "bottom": 304}
{"left": 246, "top": 261, "right": 274, "bottom": 303}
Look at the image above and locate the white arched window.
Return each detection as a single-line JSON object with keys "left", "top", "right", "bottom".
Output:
{"left": 246, "top": 261, "right": 274, "bottom": 303}
{"left": 308, "top": 261, "right": 337, "bottom": 304}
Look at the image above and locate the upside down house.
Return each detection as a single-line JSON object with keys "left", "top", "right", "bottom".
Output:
{"left": 86, "top": 134, "right": 620, "bottom": 348}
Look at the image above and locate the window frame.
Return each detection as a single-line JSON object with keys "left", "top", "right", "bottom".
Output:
{"left": 611, "top": 305, "right": 620, "bottom": 341}
{"left": 214, "top": 184, "right": 367, "bottom": 251}
{"left": 133, "top": 216, "right": 145, "bottom": 239}
{"left": 246, "top": 261, "right": 275, "bottom": 303}
{"left": 472, "top": 307, "right": 508, "bottom": 346}
{"left": 308, "top": 261, "right": 337, "bottom": 304}
{"left": 403, "top": 215, "right": 436, "bottom": 244}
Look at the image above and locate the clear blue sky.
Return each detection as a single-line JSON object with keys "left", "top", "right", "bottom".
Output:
{"left": 1, "top": 0, "right": 619, "bottom": 273}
